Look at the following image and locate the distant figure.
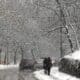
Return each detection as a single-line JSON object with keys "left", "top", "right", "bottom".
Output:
{"left": 47, "top": 57, "right": 52, "bottom": 75}
{"left": 43, "top": 57, "right": 52, "bottom": 75}
{"left": 43, "top": 58, "right": 48, "bottom": 74}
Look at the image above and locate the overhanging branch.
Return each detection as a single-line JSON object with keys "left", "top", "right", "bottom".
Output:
{"left": 47, "top": 26, "right": 65, "bottom": 33}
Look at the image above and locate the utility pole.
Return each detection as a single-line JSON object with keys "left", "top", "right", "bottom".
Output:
{"left": 60, "top": 27, "right": 63, "bottom": 58}
{"left": 55, "top": 0, "right": 63, "bottom": 58}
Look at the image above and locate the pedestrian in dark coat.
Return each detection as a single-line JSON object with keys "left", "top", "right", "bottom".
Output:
{"left": 43, "top": 58, "right": 48, "bottom": 74}
{"left": 47, "top": 57, "right": 52, "bottom": 75}
{"left": 43, "top": 57, "right": 52, "bottom": 75}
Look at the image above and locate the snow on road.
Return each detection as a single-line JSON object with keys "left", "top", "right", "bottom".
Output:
{"left": 0, "top": 64, "right": 19, "bottom": 69}
{"left": 0, "top": 64, "right": 37, "bottom": 80}
{"left": 0, "top": 63, "right": 19, "bottom": 80}
{"left": 34, "top": 67, "right": 80, "bottom": 80}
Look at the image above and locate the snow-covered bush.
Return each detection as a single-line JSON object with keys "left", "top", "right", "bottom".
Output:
{"left": 59, "top": 50, "right": 80, "bottom": 78}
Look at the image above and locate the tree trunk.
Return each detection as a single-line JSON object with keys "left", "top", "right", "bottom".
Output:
{"left": 65, "top": 26, "right": 74, "bottom": 52}
{"left": 60, "top": 27, "right": 63, "bottom": 57}
{"left": 6, "top": 46, "right": 9, "bottom": 64}
{"left": 69, "top": 24, "right": 80, "bottom": 50}
{"left": 55, "top": 0, "right": 74, "bottom": 54}
{"left": 0, "top": 53, "right": 1, "bottom": 64}
{"left": 20, "top": 47, "right": 24, "bottom": 60}
{"left": 31, "top": 49, "right": 36, "bottom": 62}
{"left": 65, "top": 8, "right": 80, "bottom": 50}
{"left": 4, "top": 52, "right": 7, "bottom": 64}
{"left": 14, "top": 51, "right": 17, "bottom": 64}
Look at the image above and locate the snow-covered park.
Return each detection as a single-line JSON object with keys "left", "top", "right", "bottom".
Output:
{"left": 0, "top": 63, "right": 19, "bottom": 70}
{"left": 0, "top": 50, "right": 80, "bottom": 80}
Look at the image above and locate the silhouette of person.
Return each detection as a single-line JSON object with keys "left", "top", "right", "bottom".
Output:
{"left": 43, "top": 58, "right": 48, "bottom": 74}
{"left": 43, "top": 57, "right": 52, "bottom": 75}
{"left": 47, "top": 57, "right": 52, "bottom": 75}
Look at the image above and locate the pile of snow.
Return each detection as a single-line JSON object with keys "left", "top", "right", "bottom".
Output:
{"left": 0, "top": 63, "right": 19, "bottom": 70}
{"left": 64, "top": 50, "right": 80, "bottom": 60}
{"left": 51, "top": 67, "right": 80, "bottom": 80}
{"left": 34, "top": 67, "right": 80, "bottom": 80}
{"left": 34, "top": 70, "right": 53, "bottom": 80}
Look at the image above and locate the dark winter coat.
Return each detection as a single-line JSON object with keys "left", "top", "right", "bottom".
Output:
{"left": 43, "top": 57, "right": 52, "bottom": 70}
{"left": 47, "top": 57, "right": 52, "bottom": 69}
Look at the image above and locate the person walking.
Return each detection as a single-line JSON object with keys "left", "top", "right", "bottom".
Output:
{"left": 47, "top": 57, "right": 52, "bottom": 75}
{"left": 43, "top": 58, "right": 48, "bottom": 74}
{"left": 43, "top": 57, "right": 52, "bottom": 75}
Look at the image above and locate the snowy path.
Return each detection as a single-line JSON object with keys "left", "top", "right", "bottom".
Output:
{"left": 34, "top": 67, "right": 80, "bottom": 80}
{"left": 18, "top": 70, "right": 37, "bottom": 80}
{"left": 34, "top": 70, "right": 54, "bottom": 80}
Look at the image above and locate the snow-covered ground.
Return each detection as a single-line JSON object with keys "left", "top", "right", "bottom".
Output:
{"left": 0, "top": 63, "right": 19, "bottom": 70}
{"left": 0, "top": 63, "right": 19, "bottom": 80}
{"left": 34, "top": 67, "right": 80, "bottom": 80}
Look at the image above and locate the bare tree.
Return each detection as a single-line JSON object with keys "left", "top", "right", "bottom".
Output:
{"left": 12, "top": 40, "right": 18, "bottom": 64}
{"left": 19, "top": 43, "right": 25, "bottom": 60}
{"left": 4, "top": 52, "right": 7, "bottom": 64}
{"left": 54, "top": 0, "right": 74, "bottom": 54}
{"left": 34, "top": 0, "right": 80, "bottom": 57}
{"left": 4, "top": 37, "right": 9, "bottom": 64}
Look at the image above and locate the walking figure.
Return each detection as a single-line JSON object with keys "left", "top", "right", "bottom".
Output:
{"left": 47, "top": 57, "right": 52, "bottom": 75}
{"left": 43, "top": 58, "right": 47, "bottom": 74}
{"left": 43, "top": 57, "right": 52, "bottom": 75}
